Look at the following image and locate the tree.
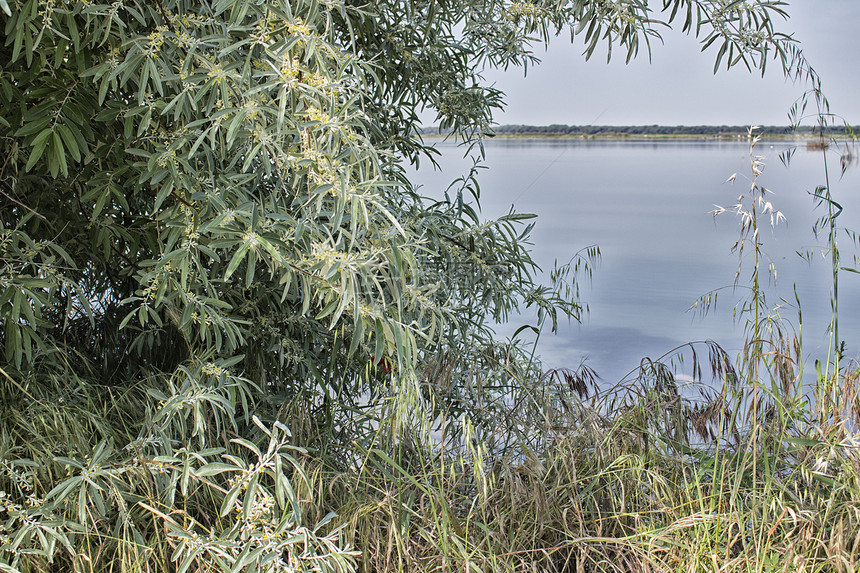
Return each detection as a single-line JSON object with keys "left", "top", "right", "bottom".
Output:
{"left": 0, "top": 0, "right": 805, "bottom": 570}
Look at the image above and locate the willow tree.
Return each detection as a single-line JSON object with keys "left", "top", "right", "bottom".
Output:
{"left": 0, "top": 0, "right": 802, "bottom": 571}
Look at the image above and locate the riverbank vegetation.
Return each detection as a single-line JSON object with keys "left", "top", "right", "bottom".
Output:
{"left": 423, "top": 123, "right": 860, "bottom": 139}
{"left": 1, "top": 0, "right": 858, "bottom": 572}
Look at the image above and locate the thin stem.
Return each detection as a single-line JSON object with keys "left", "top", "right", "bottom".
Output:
{"left": 822, "top": 141, "right": 839, "bottom": 374}
{"left": 749, "top": 130, "right": 762, "bottom": 437}
{"left": 814, "top": 114, "right": 840, "bottom": 421}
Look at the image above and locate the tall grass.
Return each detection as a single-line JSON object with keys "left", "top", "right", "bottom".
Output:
{"left": 326, "top": 347, "right": 860, "bottom": 572}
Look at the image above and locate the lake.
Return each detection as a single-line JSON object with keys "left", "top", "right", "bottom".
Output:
{"left": 412, "top": 137, "right": 860, "bottom": 385}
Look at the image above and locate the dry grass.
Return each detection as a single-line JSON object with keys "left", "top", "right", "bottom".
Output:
{"left": 314, "top": 346, "right": 860, "bottom": 572}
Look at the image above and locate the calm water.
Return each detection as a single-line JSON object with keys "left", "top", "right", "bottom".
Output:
{"left": 413, "top": 138, "right": 860, "bottom": 384}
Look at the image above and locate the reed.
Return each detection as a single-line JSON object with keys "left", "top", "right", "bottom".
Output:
{"left": 325, "top": 347, "right": 860, "bottom": 572}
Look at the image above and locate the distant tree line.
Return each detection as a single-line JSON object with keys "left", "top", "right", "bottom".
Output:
{"left": 421, "top": 124, "right": 859, "bottom": 137}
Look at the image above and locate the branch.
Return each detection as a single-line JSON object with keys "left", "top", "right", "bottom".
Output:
{"left": 0, "top": 180, "right": 46, "bottom": 220}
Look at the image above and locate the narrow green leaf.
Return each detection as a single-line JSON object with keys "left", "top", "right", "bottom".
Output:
{"left": 230, "top": 437, "right": 261, "bottom": 458}
{"left": 224, "top": 242, "right": 251, "bottom": 281}
{"left": 196, "top": 463, "right": 239, "bottom": 477}
{"left": 25, "top": 128, "right": 53, "bottom": 171}
{"left": 220, "top": 482, "right": 243, "bottom": 517}
{"left": 57, "top": 124, "right": 81, "bottom": 162}
{"left": 15, "top": 116, "right": 51, "bottom": 137}
{"left": 52, "top": 130, "right": 67, "bottom": 177}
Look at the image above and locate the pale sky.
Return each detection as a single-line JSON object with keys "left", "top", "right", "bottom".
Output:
{"left": 481, "top": 1, "right": 860, "bottom": 126}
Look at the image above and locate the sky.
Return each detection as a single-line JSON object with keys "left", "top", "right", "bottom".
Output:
{"left": 479, "top": 1, "right": 860, "bottom": 126}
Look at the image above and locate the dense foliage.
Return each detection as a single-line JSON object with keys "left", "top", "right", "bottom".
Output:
{"left": 1, "top": 0, "right": 844, "bottom": 572}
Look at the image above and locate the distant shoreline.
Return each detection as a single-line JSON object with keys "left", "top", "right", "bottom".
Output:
{"left": 420, "top": 124, "right": 858, "bottom": 140}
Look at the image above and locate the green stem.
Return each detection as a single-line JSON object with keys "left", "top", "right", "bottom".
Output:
{"left": 822, "top": 144, "right": 839, "bottom": 374}
{"left": 817, "top": 119, "right": 839, "bottom": 420}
